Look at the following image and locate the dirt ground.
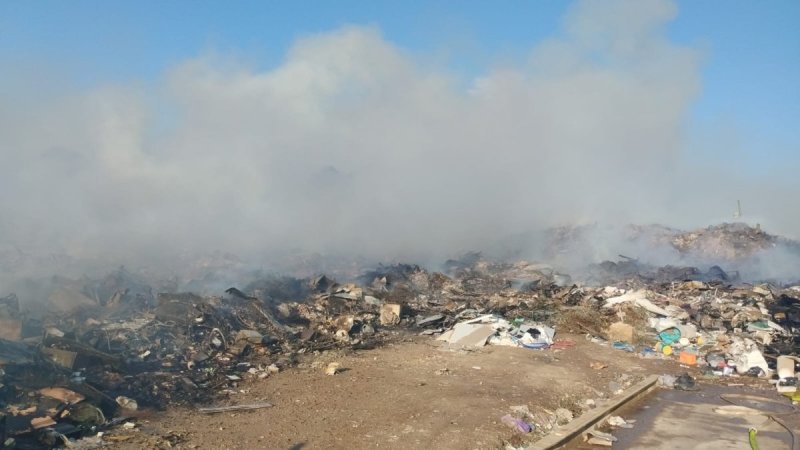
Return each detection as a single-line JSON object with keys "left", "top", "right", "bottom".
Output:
{"left": 102, "top": 333, "right": 700, "bottom": 450}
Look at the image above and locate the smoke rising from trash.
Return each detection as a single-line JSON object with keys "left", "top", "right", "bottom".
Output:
{"left": 1, "top": 0, "right": 799, "bottom": 285}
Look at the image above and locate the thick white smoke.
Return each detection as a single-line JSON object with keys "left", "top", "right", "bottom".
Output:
{"left": 0, "top": 0, "right": 796, "bottom": 280}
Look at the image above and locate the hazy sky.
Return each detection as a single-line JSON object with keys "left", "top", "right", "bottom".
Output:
{"left": 0, "top": 0, "right": 798, "bottom": 269}
{"left": 2, "top": 0, "right": 797, "bottom": 161}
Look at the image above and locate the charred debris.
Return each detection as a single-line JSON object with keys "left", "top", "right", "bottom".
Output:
{"left": 0, "top": 223, "right": 798, "bottom": 448}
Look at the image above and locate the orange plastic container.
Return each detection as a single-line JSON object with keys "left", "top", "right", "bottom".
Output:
{"left": 679, "top": 351, "right": 697, "bottom": 365}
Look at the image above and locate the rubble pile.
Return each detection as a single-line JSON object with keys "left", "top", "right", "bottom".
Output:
{"left": 585, "top": 258, "right": 735, "bottom": 285}
{"left": 668, "top": 223, "right": 782, "bottom": 259}
{"left": 547, "top": 222, "right": 800, "bottom": 268}
{"left": 595, "top": 282, "right": 800, "bottom": 366}
{"left": 0, "top": 257, "right": 595, "bottom": 447}
{"left": 0, "top": 224, "right": 798, "bottom": 448}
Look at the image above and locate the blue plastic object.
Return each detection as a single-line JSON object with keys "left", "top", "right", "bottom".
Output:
{"left": 658, "top": 328, "right": 681, "bottom": 344}
{"left": 612, "top": 341, "right": 635, "bottom": 352}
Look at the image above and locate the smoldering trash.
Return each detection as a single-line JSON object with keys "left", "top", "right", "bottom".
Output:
{"left": 0, "top": 223, "right": 798, "bottom": 448}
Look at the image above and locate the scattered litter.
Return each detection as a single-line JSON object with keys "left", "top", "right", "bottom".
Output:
{"left": 612, "top": 341, "right": 635, "bottom": 352}
{"left": 116, "top": 396, "right": 138, "bottom": 411}
{"left": 586, "top": 429, "right": 617, "bottom": 445}
{"left": 674, "top": 373, "right": 699, "bottom": 391}
{"left": 606, "top": 322, "right": 634, "bottom": 343}
{"left": 554, "top": 408, "right": 573, "bottom": 425}
{"left": 607, "top": 415, "right": 633, "bottom": 428}
{"left": 439, "top": 315, "right": 556, "bottom": 349}
{"left": 658, "top": 374, "right": 676, "bottom": 388}
{"left": 39, "top": 387, "right": 85, "bottom": 404}
{"left": 0, "top": 223, "right": 797, "bottom": 448}
{"left": 500, "top": 414, "right": 532, "bottom": 433}
{"left": 198, "top": 403, "right": 274, "bottom": 414}
{"left": 586, "top": 437, "right": 614, "bottom": 447}
{"left": 325, "top": 362, "right": 342, "bottom": 376}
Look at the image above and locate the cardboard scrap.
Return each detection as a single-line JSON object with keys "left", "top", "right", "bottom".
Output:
{"left": 39, "top": 387, "right": 85, "bottom": 405}
{"left": 442, "top": 322, "right": 497, "bottom": 347}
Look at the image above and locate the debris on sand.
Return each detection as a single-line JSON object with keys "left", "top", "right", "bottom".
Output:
{"left": 0, "top": 223, "right": 798, "bottom": 447}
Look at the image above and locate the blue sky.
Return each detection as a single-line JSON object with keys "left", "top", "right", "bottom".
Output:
{"left": 1, "top": 0, "right": 798, "bottom": 164}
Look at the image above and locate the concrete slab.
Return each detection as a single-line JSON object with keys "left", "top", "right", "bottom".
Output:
{"left": 609, "top": 384, "right": 799, "bottom": 450}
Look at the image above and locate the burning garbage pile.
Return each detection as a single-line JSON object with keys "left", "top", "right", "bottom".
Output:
{"left": 426, "top": 257, "right": 800, "bottom": 381}
{"left": 0, "top": 223, "right": 798, "bottom": 448}
{"left": 0, "top": 258, "right": 588, "bottom": 448}
{"left": 595, "top": 284, "right": 800, "bottom": 374}
{"left": 547, "top": 222, "right": 800, "bottom": 281}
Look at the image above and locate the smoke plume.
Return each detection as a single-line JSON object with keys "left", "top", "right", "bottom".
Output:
{"left": 0, "top": 0, "right": 797, "bottom": 280}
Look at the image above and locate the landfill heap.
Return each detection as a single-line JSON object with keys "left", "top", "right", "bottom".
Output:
{"left": 621, "top": 222, "right": 782, "bottom": 257}
{"left": 592, "top": 283, "right": 800, "bottom": 379}
{"left": 0, "top": 224, "right": 798, "bottom": 448}
{"left": 547, "top": 222, "right": 800, "bottom": 266}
